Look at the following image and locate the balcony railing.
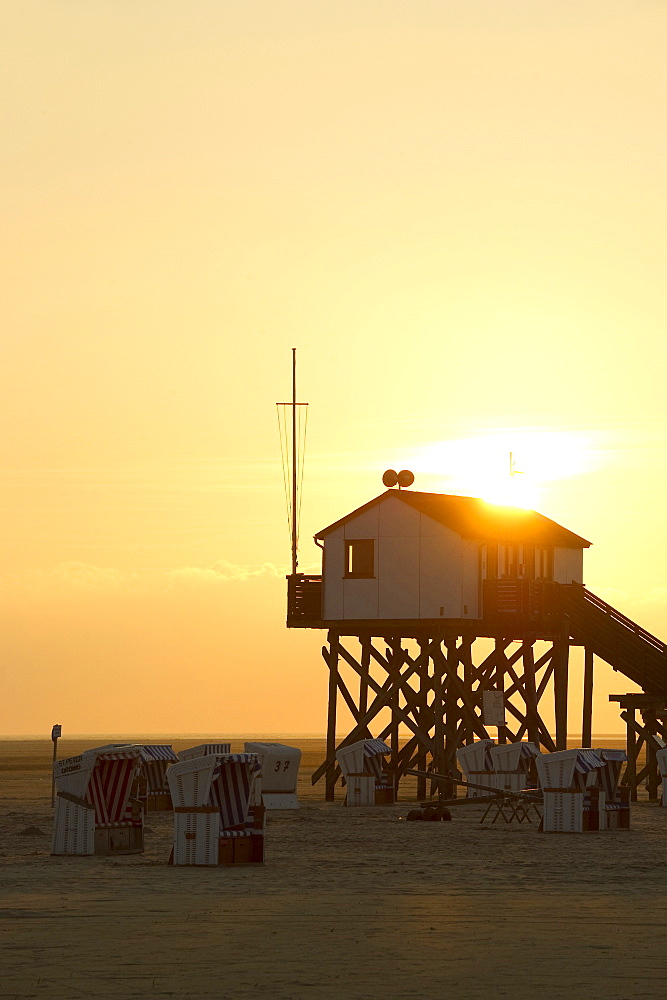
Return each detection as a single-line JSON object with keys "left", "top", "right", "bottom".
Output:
{"left": 482, "top": 579, "right": 557, "bottom": 621}
{"left": 287, "top": 574, "right": 323, "bottom": 626}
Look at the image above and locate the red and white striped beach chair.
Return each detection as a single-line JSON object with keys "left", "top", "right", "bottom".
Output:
{"left": 52, "top": 746, "right": 145, "bottom": 856}
{"left": 167, "top": 753, "right": 264, "bottom": 866}
{"left": 129, "top": 745, "right": 178, "bottom": 812}
{"left": 336, "top": 738, "right": 393, "bottom": 805}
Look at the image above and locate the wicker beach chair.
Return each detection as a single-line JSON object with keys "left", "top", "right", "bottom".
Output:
{"left": 536, "top": 749, "right": 605, "bottom": 832}
{"left": 456, "top": 740, "right": 496, "bottom": 797}
{"left": 336, "top": 738, "right": 393, "bottom": 805}
{"left": 52, "top": 745, "right": 145, "bottom": 856}
{"left": 167, "top": 752, "right": 264, "bottom": 865}
{"left": 244, "top": 742, "right": 302, "bottom": 809}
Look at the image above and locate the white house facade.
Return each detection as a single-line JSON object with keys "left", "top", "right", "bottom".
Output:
{"left": 315, "top": 490, "right": 590, "bottom": 623}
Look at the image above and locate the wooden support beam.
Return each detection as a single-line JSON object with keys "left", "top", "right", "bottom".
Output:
{"left": 389, "top": 638, "right": 402, "bottom": 798}
{"left": 325, "top": 631, "right": 339, "bottom": 802}
{"left": 522, "top": 640, "right": 539, "bottom": 747}
{"left": 582, "top": 647, "right": 594, "bottom": 747}
{"left": 417, "top": 639, "right": 429, "bottom": 800}
{"left": 359, "top": 635, "right": 370, "bottom": 728}
{"left": 553, "top": 637, "right": 569, "bottom": 751}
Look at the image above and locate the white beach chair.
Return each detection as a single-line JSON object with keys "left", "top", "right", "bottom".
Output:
{"left": 594, "top": 748, "right": 630, "bottom": 829}
{"left": 336, "top": 738, "right": 393, "bottom": 805}
{"left": 129, "top": 745, "right": 178, "bottom": 811}
{"left": 456, "top": 740, "right": 496, "bottom": 796}
{"left": 657, "top": 748, "right": 667, "bottom": 807}
{"left": 487, "top": 742, "right": 540, "bottom": 793}
{"left": 52, "top": 746, "right": 145, "bottom": 856}
{"left": 536, "top": 749, "right": 605, "bottom": 833}
{"left": 244, "top": 742, "right": 301, "bottom": 809}
{"left": 177, "top": 742, "right": 232, "bottom": 761}
{"left": 167, "top": 752, "right": 264, "bottom": 866}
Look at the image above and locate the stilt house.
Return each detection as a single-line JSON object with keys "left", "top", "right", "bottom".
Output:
{"left": 286, "top": 484, "right": 667, "bottom": 802}
{"left": 288, "top": 488, "right": 590, "bottom": 630}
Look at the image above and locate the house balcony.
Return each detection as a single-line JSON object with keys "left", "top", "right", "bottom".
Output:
{"left": 286, "top": 574, "right": 323, "bottom": 628}
{"left": 286, "top": 574, "right": 565, "bottom": 635}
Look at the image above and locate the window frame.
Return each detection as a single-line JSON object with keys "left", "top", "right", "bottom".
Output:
{"left": 344, "top": 538, "right": 376, "bottom": 579}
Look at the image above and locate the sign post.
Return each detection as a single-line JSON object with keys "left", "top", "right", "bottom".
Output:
{"left": 51, "top": 724, "right": 62, "bottom": 807}
{"left": 482, "top": 690, "right": 506, "bottom": 728}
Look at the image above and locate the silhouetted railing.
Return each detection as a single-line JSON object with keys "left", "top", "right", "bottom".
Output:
{"left": 482, "top": 579, "right": 556, "bottom": 621}
{"left": 287, "top": 574, "right": 323, "bottom": 625}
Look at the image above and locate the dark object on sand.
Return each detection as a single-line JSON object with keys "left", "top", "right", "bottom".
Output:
{"left": 405, "top": 807, "right": 452, "bottom": 822}
{"left": 18, "top": 826, "right": 46, "bottom": 837}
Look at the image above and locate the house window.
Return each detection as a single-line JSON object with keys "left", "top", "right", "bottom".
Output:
{"left": 345, "top": 539, "right": 375, "bottom": 578}
{"left": 534, "top": 547, "right": 552, "bottom": 580}
{"left": 498, "top": 544, "right": 517, "bottom": 579}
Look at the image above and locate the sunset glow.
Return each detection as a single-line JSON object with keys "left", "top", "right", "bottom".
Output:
{"left": 3, "top": 2, "right": 667, "bottom": 737}
{"left": 409, "top": 430, "right": 593, "bottom": 509}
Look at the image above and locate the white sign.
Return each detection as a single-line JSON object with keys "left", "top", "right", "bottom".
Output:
{"left": 51, "top": 724, "right": 62, "bottom": 740}
{"left": 482, "top": 691, "right": 505, "bottom": 727}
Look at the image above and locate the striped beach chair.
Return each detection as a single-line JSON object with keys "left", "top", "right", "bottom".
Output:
{"left": 536, "top": 749, "right": 605, "bottom": 833}
{"left": 244, "top": 742, "right": 302, "bottom": 809}
{"left": 658, "top": 748, "right": 667, "bottom": 807}
{"left": 457, "top": 740, "right": 496, "bottom": 797}
{"left": 52, "top": 746, "right": 145, "bottom": 856}
{"left": 488, "top": 742, "right": 540, "bottom": 793}
{"left": 177, "top": 743, "right": 232, "bottom": 761}
{"left": 167, "top": 753, "right": 264, "bottom": 866}
{"left": 595, "top": 748, "right": 630, "bottom": 829}
{"left": 131, "top": 745, "right": 178, "bottom": 811}
{"left": 336, "top": 738, "right": 393, "bottom": 805}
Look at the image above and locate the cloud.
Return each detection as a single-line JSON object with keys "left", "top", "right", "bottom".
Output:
{"left": 0, "top": 559, "right": 291, "bottom": 606}
{"left": 168, "top": 560, "right": 284, "bottom": 587}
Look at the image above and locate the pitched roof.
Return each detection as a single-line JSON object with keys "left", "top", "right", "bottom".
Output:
{"left": 315, "top": 490, "right": 591, "bottom": 548}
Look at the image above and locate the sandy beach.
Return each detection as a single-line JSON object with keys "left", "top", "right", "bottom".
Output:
{"left": 2, "top": 737, "right": 667, "bottom": 1000}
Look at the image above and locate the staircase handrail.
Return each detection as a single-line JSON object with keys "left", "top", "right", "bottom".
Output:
{"left": 578, "top": 587, "right": 667, "bottom": 654}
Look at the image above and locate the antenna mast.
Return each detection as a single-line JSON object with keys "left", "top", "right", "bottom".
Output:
{"left": 291, "top": 347, "right": 298, "bottom": 575}
{"left": 277, "top": 350, "right": 308, "bottom": 577}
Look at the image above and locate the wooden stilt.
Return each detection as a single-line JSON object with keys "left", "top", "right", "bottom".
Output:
{"left": 359, "top": 635, "right": 370, "bottom": 734}
{"left": 325, "top": 631, "right": 339, "bottom": 802}
{"left": 582, "top": 647, "right": 594, "bottom": 747}
{"left": 522, "top": 640, "right": 539, "bottom": 747}
{"left": 553, "top": 637, "right": 569, "bottom": 751}
{"left": 416, "top": 639, "right": 429, "bottom": 800}
{"left": 494, "top": 639, "right": 507, "bottom": 745}
{"left": 389, "top": 638, "right": 401, "bottom": 799}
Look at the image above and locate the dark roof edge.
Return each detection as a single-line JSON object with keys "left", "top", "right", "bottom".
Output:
{"left": 314, "top": 489, "right": 592, "bottom": 548}
{"left": 314, "top": 492, "right": 389, "bottom": 539}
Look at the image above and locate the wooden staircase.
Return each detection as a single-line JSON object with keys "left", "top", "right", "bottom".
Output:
{"left": 557, "top": 584, "right": 667, "bottom": 696}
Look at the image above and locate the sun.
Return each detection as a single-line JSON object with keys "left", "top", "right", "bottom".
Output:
{"left": 408, "top": 429, "right": 591, "bottom": 509}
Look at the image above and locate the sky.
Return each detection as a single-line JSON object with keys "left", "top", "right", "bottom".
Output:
{"left": 3, "top": 0, "right": 667, "bottom": 736}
